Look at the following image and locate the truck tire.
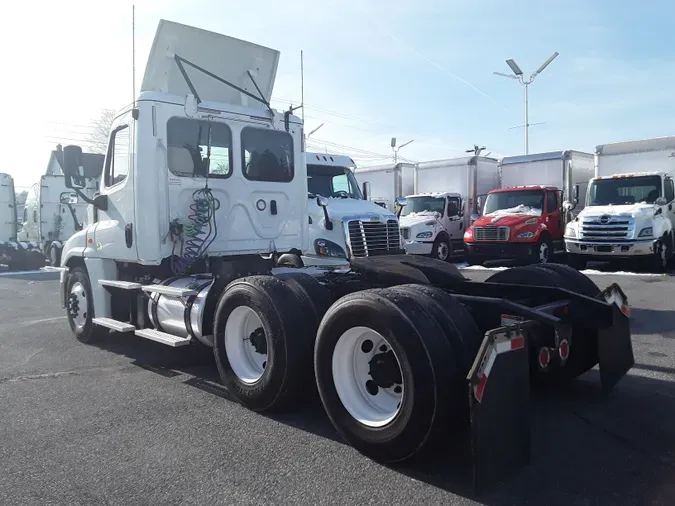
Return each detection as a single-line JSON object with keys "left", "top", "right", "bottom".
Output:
{"left": 275, "top": 272, "right": 334, "bottom": 328}
{"left": 65, "top": 267, "right": 110, "bottom": 344}
{"left": 485, "top": 264, "right": 598, "bottom": 382}
{"left": 314, "top": 287, "right": 464, "bottom": 463}
{"left": 431, "top": 234, "right": 451, "bottom": 262}
{"left": 532, "top": 235, "right": 553, "bottom": 264}
{"left": 398, "top": 284, "right": 482, "bottom": 370}
{"left": 26, "top": 249, "right": 46, "bottom": 270}
{"left": 646, "top": 233, "right": 670, "bottom": 273}
{"left": 213, "top": 275, "right": 315, "bottom": 412}
{"left": 48, "top": 243, "right": 62, "bottom": 267}
{"left": 536, "top": 263, "right": 600, "bottom": 297}
{"left": 567, "top": 253, "right": 587, "bottom": 271}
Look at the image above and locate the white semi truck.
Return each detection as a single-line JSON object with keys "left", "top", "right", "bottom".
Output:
{"left": 564, "top": 137, "right": 675, "bottom": 271}
{"left": 18, "top": 174, "right": 100, "bottom": 267}
{"left": 55, "top": 19, "right": 634, "bottom": 487}
{"left": 0, "top": 173, "right": 43, "bottom": 270}
{"left": 398, "top": 156, "right": 500, "bottom": 261}
{"left": 278, "top": 152, "right": 402, "bottom": 268}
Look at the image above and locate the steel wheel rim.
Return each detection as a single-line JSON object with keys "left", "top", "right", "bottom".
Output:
{"left": 539, "top": 242, "right": 549, "bottom": 263}
{"left": 438, "top": 242, "right": 449, "bottom": 261}
{"left": 332, "top": 326, "right": 404, "bottom": 428}
{"left": 68, "top": 282, "right": 87, "bottom": 330}
{"left": 224, "top": 306, "right": 267, "bottom": 384}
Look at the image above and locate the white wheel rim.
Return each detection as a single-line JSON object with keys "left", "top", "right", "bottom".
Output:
{"left": 438, "top": 242, "right": 449, "bottom": 260}
{"left": 68, "top": 282, "right": 87, "bottom": 329}
{"left": 50, "top": 247, "right": 58, "bottom": 265}
{"left": 224, "top": 306, "right": 267, "bottom": 384}
{"left": 332, "top": 326, "right": 404, "bottom": 428}
{"left": 539, "top": 242, "right": 549, "bottom": 263}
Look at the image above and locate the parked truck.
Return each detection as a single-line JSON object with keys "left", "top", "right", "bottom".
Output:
{"left": 278, "top": 152, "right": 403, "bottom": 268}
{"left": 398, "top": 156, "right": 500, "bottom": 261}
{"left": 564, "top": 137, "right": 675, "bottom": 272}
{"left": 18, "top": 174, "right": 100, "bottom": 267}
{"left": 56, "top": 19, "right": 634, "bottom": 490}
{"left": 0, "top": 173, "right": 43, "bottom": 270}
{"left": 355, "top": 162, "right": 416, "bottom": 212}
{"left": 464, "top": 151, "right": 594, "bottom": 265}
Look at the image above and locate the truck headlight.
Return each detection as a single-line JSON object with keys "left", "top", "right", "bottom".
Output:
{"left": 463, "top": 229, "right": 473, "bottom": 239}
{"left": 638, "top": 227, "right": 653, "bottom": 238}
{"left": 314, "top": 239, "right": 346, "bottom": 258}
{"left": 517, "top": 231, "right": 534, "bottom": 239}
{"left": 564, "top": 226, "right": 576, "bottom": 238}
{"left": 416, "top": 231, "right": 433, "bottom": 239}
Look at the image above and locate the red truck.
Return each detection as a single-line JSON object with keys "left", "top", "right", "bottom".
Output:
{"left": 463, "top": 151, "right": 594, "bottom": 266}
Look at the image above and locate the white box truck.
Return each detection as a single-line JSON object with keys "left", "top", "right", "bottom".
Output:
{"left": 564, "top": 136, "right": 675, "bottom": 271}
{"left": 355, "top": 162, "right": 416, "bottom": 212}
{"left": 398, "top": 156, "right": 500, "bottom": 261}
{"left": 464, "top": 151, "right": 594, "bottom": 265}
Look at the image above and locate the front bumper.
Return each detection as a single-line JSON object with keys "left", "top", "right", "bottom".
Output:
{"left": 402, "top": 240, "right": 434, "bottom": 256}
{"left": 464, "top": 241, "right": 537, "bottom": 261}
{"left": 565, "top": 238, "right": 656, "bottom": 258}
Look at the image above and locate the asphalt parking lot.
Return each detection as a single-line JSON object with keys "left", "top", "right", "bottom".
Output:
{"left": 1, "top": 267, "right": 674, "bottom": 506}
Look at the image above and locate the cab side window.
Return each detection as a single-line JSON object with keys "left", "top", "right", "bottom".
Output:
{"left": 105, "top": 124, "right": 130, "bottom": 187}
{"left": 546, "top": 191, "right": 558, "bottom": 213}
{"left": 664, "top": 178, "right": 674, "bottom": 203}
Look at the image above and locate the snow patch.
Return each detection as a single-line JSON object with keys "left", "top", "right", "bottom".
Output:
{"left": 580, "top": 269, "right": 666, "bottom": 277}
{"left": 485, "top": 205, "right": 542, "bottom": 217}
{"left": 455, "top": 263, "right": 509, "bottom": 271}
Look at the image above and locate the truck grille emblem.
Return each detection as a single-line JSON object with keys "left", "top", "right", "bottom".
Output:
{"left": 599, "top": 215, "right": 610, "bottom": 224}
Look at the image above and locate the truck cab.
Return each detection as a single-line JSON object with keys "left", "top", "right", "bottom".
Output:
{"left": 398, "top": 192, "right": 462, "bottom": 261}
{"left": 464, "top": 185, "right": 564, "bottom": 265}
{"left": 280, "top": 152, "right": 402, "bottom": 268}
{"left": 565, "top": 171, "right": 675, "bottom": 271}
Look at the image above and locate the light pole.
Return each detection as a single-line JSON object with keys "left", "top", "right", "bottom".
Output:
{"left": 466, "top": 144, "right": 486, "bottom": 156}
{"left": 306, "top": 123, "right": 324, "bottom": 140}
{"left": 391, "top": 137, "right": 413, "bottom": 163}
{"left": 494, "top": 52, "right": 559, "bottom": 154}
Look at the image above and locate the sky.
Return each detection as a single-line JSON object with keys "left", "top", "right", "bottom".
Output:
{"left": 1, "top": 0, "right": 673, "bottom": 190}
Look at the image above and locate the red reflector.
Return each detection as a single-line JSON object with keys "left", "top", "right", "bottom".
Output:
{"left": 538, "top": 347, "right": 550, "bottom": 368}
{"left": 621, "top": 305, "right": 631, "bottom": 318}
{"left": 559, "top": 339, "right": 569, "bottom": 361}
{"left": 510, "top": 337, "right": 525, "bottom": 350}
{"left": 474, "top": 373, "right": 488, "bottom": 402}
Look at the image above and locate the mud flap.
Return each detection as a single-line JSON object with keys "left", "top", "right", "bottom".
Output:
{"left": 467, "top": 324, "right": 531, "bottom": 492}
{"left": 596, "top": 283, "right": 634, "bottom": 394}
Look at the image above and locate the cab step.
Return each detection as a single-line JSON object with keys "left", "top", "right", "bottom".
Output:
{"left": 92, "top": 317, "right": 135, "bottom": 333}
{"left": 135, "top": 328, "right": 191, "bottom": 347}
{"left": 99, "top": 279, "right": 142, "bottom": 290}
{"left": 141, "top": 285, "right": 198, "bottom": 297}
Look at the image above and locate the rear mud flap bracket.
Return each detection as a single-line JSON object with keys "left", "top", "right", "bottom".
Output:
{"left": 467, "top": 323, "right": 532, "bottom": 492}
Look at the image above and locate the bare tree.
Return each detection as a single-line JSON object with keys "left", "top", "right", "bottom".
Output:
{"left": 86, "top": 109, "right": 116, "bottom": 154}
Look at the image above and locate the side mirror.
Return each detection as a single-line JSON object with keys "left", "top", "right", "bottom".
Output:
{"left": 562, "top": 200, "right": 574, "bottom": 211}
{"left": 470, "top": 213, "right": 480, "bottom": 224}
{"left": 573, "top": 184, "right": 580, "bottom": 203}
{"left": 316, "top": 195, "right": 329, "bottom": 208}
{"left": 395, "top": 196, "right": 408, "bottom": 208}
{"left": 362, "top": 181, "right": 371, "bottom": 201}
{"left": 60, "top": 192, "right": 78, "bottom": 205}
{"left": 655, "top": 197, "right": 667, "bottom": 206}
{"left": 476, "top": 195, "right": 483, "bottom": 211}
{"left": 62, "top": 145, "right": 86, "bottom": 189}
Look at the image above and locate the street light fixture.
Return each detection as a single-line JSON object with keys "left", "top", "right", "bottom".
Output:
{"left": 391, "top": 137, "right": 413, "bottom": 163}
{"left": 306, "top": 123, "right": 324, "bottom": 140}
{"left": 494, "top": 52, "right": 559, "bottom": 154}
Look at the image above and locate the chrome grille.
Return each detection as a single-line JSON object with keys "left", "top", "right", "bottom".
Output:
{"left": 473, "top": 226, "right": 510, "bottom": 242}
{"left": 348, "top": 219, "right": 400, "bottom": 257}
{"left": 580, "top": 216, "right": 634, "bottom": 242}
{"left": 400, "top": 228, "right": 410, "bottom": 240}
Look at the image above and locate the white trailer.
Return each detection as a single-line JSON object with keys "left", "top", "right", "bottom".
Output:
{"left": 54, "top": 19, "right": 634, "bottom": 488}
{"left": 398, "top": 156, "right": 500, "bottom": 260}
{"left": 18, "top": 174, "right": 99, "bottom": 266}
{"left": 564, "top": 136, "right": 675, "bottom": 271}
{"left": 355, "top": 162, "right": 416, "bottom": 212}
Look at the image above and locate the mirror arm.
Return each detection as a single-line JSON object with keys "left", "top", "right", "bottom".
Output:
{"left": 65, "top": 203, "right": 82, "bottom": 231}
{"left": 317, "top": 196, "right": 333, "bottom": 230}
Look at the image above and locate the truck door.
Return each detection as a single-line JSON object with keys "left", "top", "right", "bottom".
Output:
{"left": 92, "top": 112, "right": 138, "bottom": 261}
{"left": 545, "top": 190, "right": 562, "bottom": 241}
{"left": 446, "top": 195, "right": 463, "bottom": 244}
{"left": 664, "top": 177, "right": 675, "bottom": 228}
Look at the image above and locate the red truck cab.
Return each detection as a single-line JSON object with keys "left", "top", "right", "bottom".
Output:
{"left": 463, "top": 185, "right": 563, "bottom": 265}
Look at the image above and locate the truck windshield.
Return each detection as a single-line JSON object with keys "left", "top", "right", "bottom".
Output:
{"left": 484, "top": 190, "right": 544, "bottom": 216}
{"left": 307, "top": 165, "right": 363, "bottom": 199}
{"left": 401, "top": 196, "right": 445, "bottom": 217}
{"left": 588, "top": 175, "right": 661, "bottom": 206}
